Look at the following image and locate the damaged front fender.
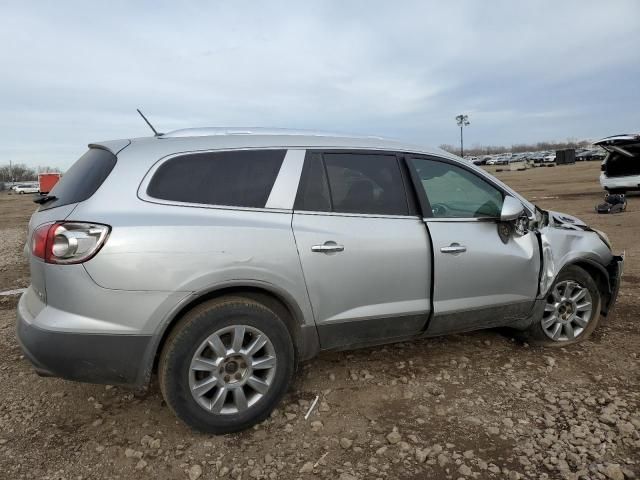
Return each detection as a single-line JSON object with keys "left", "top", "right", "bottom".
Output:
{"left": 536, "top": 210, "right": 615, "bottom": 299}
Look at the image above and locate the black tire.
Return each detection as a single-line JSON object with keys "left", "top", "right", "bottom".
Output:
{"left": 525, "top": 265, "right": 601, "bottom": 347}
{"left": 159, "top": 297, "right": 295, "bottom": 434}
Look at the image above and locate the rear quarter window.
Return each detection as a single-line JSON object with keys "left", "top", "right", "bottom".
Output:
{"left": 146, "top": 149, "right": 286, "bottom": 208}
{"left": 40, "top": 148, "right": 117, "bottom": 211}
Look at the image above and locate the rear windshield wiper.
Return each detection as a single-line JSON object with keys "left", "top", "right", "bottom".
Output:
{"left": 33, "top": 195, "right": 58, "bottom": 205}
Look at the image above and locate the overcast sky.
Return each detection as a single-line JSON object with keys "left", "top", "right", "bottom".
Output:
{"left": 1, "top": 1, "right": 639, "bottom": 169}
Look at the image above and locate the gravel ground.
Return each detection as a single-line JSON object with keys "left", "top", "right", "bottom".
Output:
{"left": 0, "top": 162, "right": 638, "bottom": 480}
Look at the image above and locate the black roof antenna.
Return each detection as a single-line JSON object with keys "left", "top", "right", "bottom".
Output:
{"left": 137, "top": 108, "right": 163, "bottom": 137}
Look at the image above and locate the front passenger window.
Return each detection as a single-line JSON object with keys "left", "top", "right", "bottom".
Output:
{"left": 410, "top": 158, "right": 503, "bottom": 218}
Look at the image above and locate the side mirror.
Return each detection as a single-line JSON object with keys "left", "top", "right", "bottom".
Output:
{"left": 501, "top": 195, "right": 525, "bottom": 222}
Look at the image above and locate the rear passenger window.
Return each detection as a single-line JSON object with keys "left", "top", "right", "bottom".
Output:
{"left": 147, "top": 150, "right": 286, "bottom": 208}
{"left": 295, "top": 152, "right": 408, "bottom": 216}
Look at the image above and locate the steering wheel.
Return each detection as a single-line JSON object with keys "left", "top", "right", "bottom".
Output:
{"left": 475, "top": 200, "right": 498, "bottom": 217}
{"left": 431, "top": 203, "right": 449, "bottom": 217}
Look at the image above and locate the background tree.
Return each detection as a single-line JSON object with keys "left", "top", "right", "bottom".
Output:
{"left": 0, "top": 163, "right": 37, "bottom": 182}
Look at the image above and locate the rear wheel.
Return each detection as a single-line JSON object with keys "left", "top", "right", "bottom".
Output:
{"left": 159, "top": 297, "right": 295, "bottom": 433}
{"left": 525, "top": 266, "right": 601, "bottom": 346}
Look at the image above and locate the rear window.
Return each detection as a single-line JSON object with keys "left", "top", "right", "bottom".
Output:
{"left": 40, "top": 148, "right": 117, "bottom": 211}
{"left": 146, "top": 150, "right": 286, "bottom": 208}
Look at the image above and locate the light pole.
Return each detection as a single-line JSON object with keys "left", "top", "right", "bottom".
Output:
{"left": 455, "top": 114, "right": 470, "bottom": 157}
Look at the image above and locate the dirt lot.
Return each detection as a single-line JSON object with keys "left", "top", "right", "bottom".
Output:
{"left": 0, "top": 162, "right": 638, "bottom": 480}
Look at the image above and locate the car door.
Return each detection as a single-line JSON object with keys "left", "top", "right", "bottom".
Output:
{"left": 292, "top": 151, "right": 432, "bottom": 349}
{"left": 406, "top": 155, "right": 540, "bottom": 336}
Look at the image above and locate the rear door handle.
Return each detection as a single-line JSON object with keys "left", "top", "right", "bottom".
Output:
{"left": 311, "top": 241, "right": 344, "bottom": 254}
{"left": 440, "top": 243, "right": 466, "bottom": 254}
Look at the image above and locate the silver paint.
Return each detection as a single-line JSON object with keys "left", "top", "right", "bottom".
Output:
{"left": 17, "top": 130, "right": 621, "bottom": 388}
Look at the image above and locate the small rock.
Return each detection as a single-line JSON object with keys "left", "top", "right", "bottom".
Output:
{"left": 386, "top": 429, "right": 402, "bottom": 444}
{"left": 603, "top": 464, "right": 625, "bottom": 480}
{"left": 339, "top": 474, "right": 357, "bottom": 480}
{"left": 310, "top": 420, "right": 323, "bottom": 431}
{"left": 299, "top": 461, "right": 314, "bottom": 473}
{"left": 398, "top": 441, "right": 411, "bottom": 452}
{"left": 459, "top": 464, "right": 472, "bottom": 476}
{"left": 124, "top": 448, "right": 134, "bottom": 458}
{"left": 415, "top": 448, "right": 429, "bottom": 463}
{"left": 464, "top": 416, "right": 483, "bottom": 426}
{"left": 340, "top": 437, "right": 353, "bottom": 449}
{"left": 188, "top": 464, "right": 203, "bottom": 480}
{"left": 135, "top": 460, "right": 147, "bottom": 471}
{"left": 437, "top": 453, "right": 449, "bottom": 467}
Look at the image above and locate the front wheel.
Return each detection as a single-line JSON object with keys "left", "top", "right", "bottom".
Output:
{"left": 159, "top": 297, "right": 295, "bottom": 433}
{"left": 526, "top": 266, "right": 601, "bottom": 346}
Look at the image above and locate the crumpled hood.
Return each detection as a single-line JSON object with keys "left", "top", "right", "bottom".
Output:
{"left": 546, "top": 210, "right": 588, "bottom": 230}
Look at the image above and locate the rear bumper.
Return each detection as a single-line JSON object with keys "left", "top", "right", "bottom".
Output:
{"left": 16, "top": 289, "right": 153, "bottom": 385}
{"left": 600, "top": 173, "right": 640, "bottom": 191}
{"left": 603, "top": 253, "right": 624, "bottom": 316}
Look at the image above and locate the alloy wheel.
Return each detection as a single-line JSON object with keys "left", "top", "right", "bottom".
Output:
{"left": 188, "top": 325, "right": 277, "bottom": 414}
{"left": 541, "top": 280, "right": 593, "bottom": 342}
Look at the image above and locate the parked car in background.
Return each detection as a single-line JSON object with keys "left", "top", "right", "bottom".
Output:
{"left": 528, "top": 152, "right": 545, "bottom": 163}
{"left": 472, "top": 156, "right": 491, "bottom": 166}
{"left": 13, "top": 184, "right": 39, "bottom": 194}
{"left": 596, "top": 133, "right": 640, "bottom": 193}
{"left": 543, "top": 153, "right": 556, "bottom": 163}
{"left": 495, "top": 155, "right": 512, "bottom": 165}
{"left": 16, "top": 127, "right": 623, "bottom": 433}
{"left": 576, "top": 149, "right": 607, "bottom": 162}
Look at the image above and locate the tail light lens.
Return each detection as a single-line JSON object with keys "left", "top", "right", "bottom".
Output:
{"left": 31, "top": 222, "right": 110, "bottom": 264}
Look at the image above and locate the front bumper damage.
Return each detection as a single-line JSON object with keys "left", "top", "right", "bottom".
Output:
{"left": 603, "top": 253, "right": 624, "bottom": 316}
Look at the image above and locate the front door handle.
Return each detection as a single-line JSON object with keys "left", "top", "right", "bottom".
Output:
{"left": 440, "top": 243, "right": 466, "bottom": 254}
{"left": 311, "top": 241, "right": 344, "bottom": 254}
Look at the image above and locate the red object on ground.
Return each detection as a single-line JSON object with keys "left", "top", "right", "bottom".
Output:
{"left": 38, "top": 173, "right": 61, "bottom": 194}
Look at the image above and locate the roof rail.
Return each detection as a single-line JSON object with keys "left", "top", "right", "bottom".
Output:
{"left": 160, "top": 127, "right": 383, "bottom": 139}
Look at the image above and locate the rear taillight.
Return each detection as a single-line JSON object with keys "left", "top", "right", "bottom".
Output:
{"left": 31, "top": 222, "right": 110, "bottom": 264}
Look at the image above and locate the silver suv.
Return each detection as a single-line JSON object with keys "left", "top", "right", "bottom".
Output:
{"left": 16, "top": 128, "right": 623, "bottom": 433}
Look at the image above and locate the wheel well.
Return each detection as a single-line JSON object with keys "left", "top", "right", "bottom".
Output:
{"left": 570, "top": 261, "right": 610, "bottom": 313}
{"left": 153, "top": 287, "right": 301, "bottom": 371}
